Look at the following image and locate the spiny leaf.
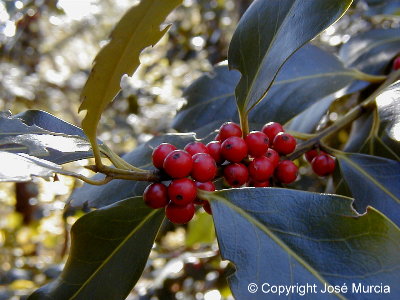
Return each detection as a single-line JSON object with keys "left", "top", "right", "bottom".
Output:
{"left": 29, "top": 197, "right": 165, "bottom": 300}
{"left": 79, "top": 0, "right": 182, "bottom": 150}
{"left": 206, "top": 188, "right": 400, "bottom": 300}
{"left": 228, "top": 0, "right": 352, "bottom": 114}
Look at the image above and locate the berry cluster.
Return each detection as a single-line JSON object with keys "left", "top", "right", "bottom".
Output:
{"left": 304, "top": 149, "right": 336, "bottom": 176}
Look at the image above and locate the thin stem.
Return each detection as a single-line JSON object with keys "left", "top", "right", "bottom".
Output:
{"left": 239, "top": 110, "right": 249, "bottom": 136}
{"left": 100, "top": 144, "right": 146, "bottom": 172}
{"left": 352, "top": 69, "right": 387, "bottom": 83}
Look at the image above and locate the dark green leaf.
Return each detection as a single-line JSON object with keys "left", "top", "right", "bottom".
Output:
{"left": 29, "top": 196, "right": 164, "bottom": 300}
{"left": 0, "top": 151, "right": 62, "bottom": 182}
{"left": 229, "top": 0, "right": 352, "bottom": 113}
{"left": 337, "top": 152, "right": 400, "bottom": 226}
{"left": 0, "top": 111, "right": 93, "bottom": 164}
{"left": 70, "top": 133, "right": 196, "bottom": 208}
{"left": 365, "top": 0, "right": 400, "bottom": 16}
{"left": 206, "top": 188, "right": 400, "bottom": 300}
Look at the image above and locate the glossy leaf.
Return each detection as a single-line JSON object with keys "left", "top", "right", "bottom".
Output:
{"left": 0, "top": 111, "right": 93, "bottom": 164}
{"left": 29, "top": 196, "right": 165, "bottom": 300}
{"left": 228, "top": 0, "right": 352, "bottom": 113}
{"left": 174, "top": 45, "right": 358, "bottom": 132}
{"left": 79, "top": 0, "right": 182, "bottom": 150}
{"left": 0, "top": 152, "right": 62, "bottom": 182}
{"left": 69, "top": 133, "right": 196, "bottom": 208}
{"left": 337, "top": 152, "right": 400, "bottom": 226}
{"left": 206, "top": 188, "right": 400, "bottom": 300}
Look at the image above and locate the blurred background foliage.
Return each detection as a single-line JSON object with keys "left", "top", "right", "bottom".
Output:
{"left": 0, "top": 0, "right": 398, "bottom": 299}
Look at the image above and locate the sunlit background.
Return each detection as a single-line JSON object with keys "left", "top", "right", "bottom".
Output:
{"left": 0, "top": 0, "right": 399, "bottom": 299}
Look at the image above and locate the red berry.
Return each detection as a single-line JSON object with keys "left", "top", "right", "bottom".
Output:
{"left": 311, "top": 154, "right": 335, "bottom": 176}
{"left": 206, "top": 141, "right": 224, "bottom": 164}
{"left": 152, "top": 143, "right": 177, "bottom": 169}
{"left": 248, "top": 156, "right": 275, "bottom": 182}
{"left": 163, "top": 150, "right": 193, "bottom": 178}
{"left": 275, "top": 160, "right": 298, "bottom": 184}
{"left": 218, "top": 122, "right": 242, "bottom": 141}
{"left": 248, "top": 179, "right": 270, "bottom": 187}
{"left": 393, "top": 56, "right": 400, "bottom": 70}
{"left": 215, "top": 133, "right": 222, "bottom": 141}
{"left": 273, "top": 132, "right": 296, "bottom": 155}
{"left": 265, "top": 148, "right": 280, "bottom": 167}
{"left": 223, "top": 163, "right": 249, "bottom": 187}
{"left": 143, "top": 183, "right": 169, "bottom": 209}
{"left": 262, "top": 122, "right": 284, "bottom": 144}
{"left": 203, "top": 201, "right": 212, "bottom": 215}
{"left": 165, "top": 202, "right": 195, "bottom": 224}
{"left": 168, "top": 178, "right": 197, "bottom": 205}
{"left": 194, "top": 181, "right": 216, "bottom": 205}
{"left": 304, "top": 149, "right": 327, "bottom": 163}
{"left": 245, "top": 131, "right": 269, "bottom": 157}
{"left": 221, "top": 136, "right": 248, "bottom": 163}
{"left": 184, "top": 141, "right": 209, "bottom": 156}
{"left": 191, "top": 153, "right": 217, "bottom": 182}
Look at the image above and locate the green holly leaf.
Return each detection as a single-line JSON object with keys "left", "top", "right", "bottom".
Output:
{"left": 205, "top": 188, "right": 400, "bottom": 300}
{"left": 29, "top": 197, "right": 165, "bottom": 300}
{"left": 229, "top": 0, "right": 352, "bottom": 114}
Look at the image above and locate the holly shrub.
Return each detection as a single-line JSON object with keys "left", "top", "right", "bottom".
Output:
{"left": 0, "top": 0, "right": 399, "bottom": 299}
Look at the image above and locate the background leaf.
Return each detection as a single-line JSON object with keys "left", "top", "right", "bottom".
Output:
{"left": 228, "top": 0, "right": 352, "bottom": 113}
{"left": 29, "top": 196, "right": 165, "bottom": 300}
{"left": 337, "top": 152, "right": 400, "bottom": 226}
{"left": 0, "top": 152, "right": 62, "bottom": 182}
{"left": 69, "top": 133, "right": 196, "bottom": 208}
{"left": 207, "top": 188, "right": 400, "bottom": 300}
{"left": 79, "top": 0, "right": 182, "bottom": 150}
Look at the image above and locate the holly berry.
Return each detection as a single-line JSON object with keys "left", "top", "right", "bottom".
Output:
{"left": 223, "top": 163, "right": 249, "bottom": 187}
{"left": 163, "top": 150, "right": 193, "bottom": 178}
{"left": 262, "top": 122, "right": 284, "bottom": 144}
{"left": 143, "top": 183, "right": 169, "bottom": 209}
{"left": 248, "top": 179, "right": 270, "bottom": 187}
{"left": 311, "top": 154, "right": 335, "bottom": 176}
{"left": 203, "top": 201, "right": 212, "bottom": 215}
{"left": 248, "top": 156, "right": 275, "bottom": 182}
{"left": 393, "top": 56, "right": 400, "bottom": 70}
{"left": 275, "top": 160, "right": 298, "bottom": 184}
{"left": 152, "top": 143, "right": 177, "bottom": 169}
{"left": 218, "top": 122, "right": 242, "bottom": 141}
{"left": 304, "top": 149, "right": 327, "bottom": 163}
{"left": 265, "top": 148, "right": 280, "bottom": 167}
{"left": 194, "top": 181, "right": 215, "bottom": 205}
{"left": 184, "top": 141, "right": 209, "bottom": 156}
{"left": 168, "top": 178, "right": 197, "bottom": 205}
{"left": 245, "top": 131, "right": 269, "bottom": 157}
{"left": 273, "top": 132, "right": 296, "bottom": 155}
{"left": 191, "top": 153, "right": 217, "bottom": 182}
{"left": 165, "top": 202, "right": 195, "bottom": 224}
{"left": 206, "top": 141, "right": 224, "bottom": 164}
{"left": 221, "top": 136, "right": 248, "bottom": 163}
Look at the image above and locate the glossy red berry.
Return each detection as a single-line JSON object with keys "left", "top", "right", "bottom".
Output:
{"left": 265, "top": 148, "right": 280, "bottom": 167}
{"left": 221, "top": 136, "right": 248, "bottom": 163}
{"left": 168, "top": 178, "right": 197, "bottom": 205}
{"left": 304, "top": 149, "right": 327, "bottom": 163}
{"left": 191, "top": 153, "right": 217, "bottom": 182}
{"left": 311, "top": 154, "right": 335, "bottom": 176}
{"left": 248, "top": 179, "right": 270, "bottom": 187}
{"left": 194, "top": 181, "right": 216, "bottom": 205}
{"left": 143, "top": 183, "right": 169, "bottom": 209}
{"left": 273, "top": 132, "right": 296, "bottom": 155}
{"left": 223, "top": 163, "right": 249, "bottom": 187}
{"left": 203, "top": 201, "right": 212, "bottom": 215}
{"left": 163, "top": 150, "right": 193, "bottom": 178}
{"left": 206, "top": 141, "right": 224, "bottom": 164}
{"left": 248, "top": 156, "right": 275, "bottom": 182}
{"left": 275, "top": 160, "right": 298, "bottom": 184}
{"left": 165, "top": 202, "right": 195, "bottom": 224}
{"left": 262, "top": 122, "right": 284, "bottom": 144}
{"left": 218, "top": 122, "right": 242, "bottom": 141}
{"left": 152, "top": 143, "right": 177, "bottom": 169}
{"left": 184, "top": 141, "right": 208, "bottom": 156}
{"left": 393, "top": 56, "right": 400, "bottom": 70}
{"left": 245, "top": 131, "right": 269, "bottom": 157}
